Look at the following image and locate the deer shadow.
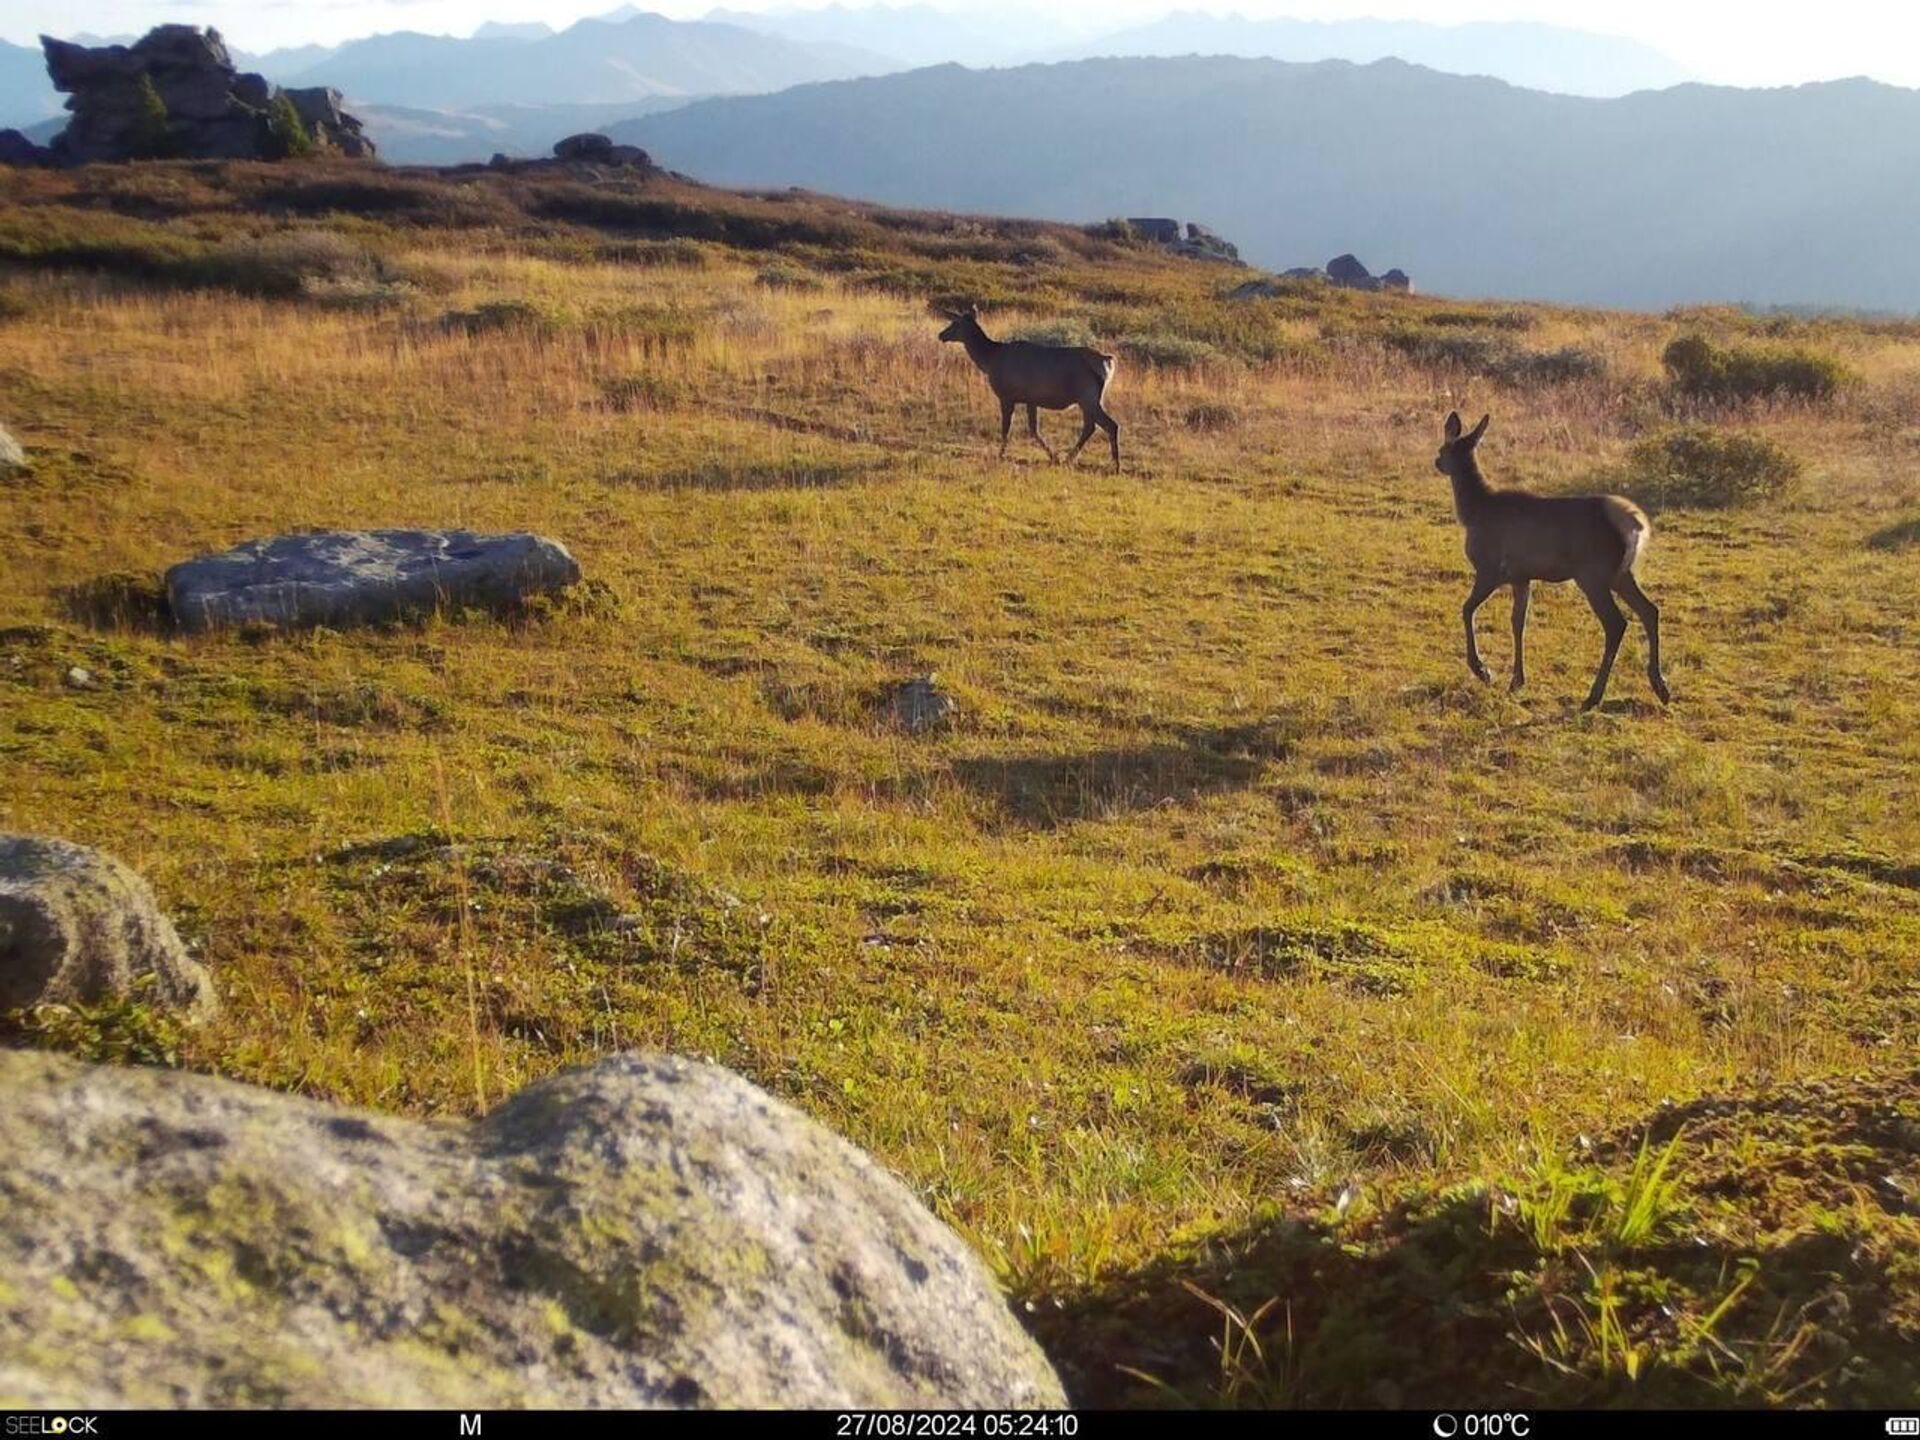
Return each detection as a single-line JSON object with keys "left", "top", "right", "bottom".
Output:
{"left": 1867, "top": 516, "right": 1920, "bottom": 552}
{"left": 947, "top": 722, "right": 1292, "bottom": 830}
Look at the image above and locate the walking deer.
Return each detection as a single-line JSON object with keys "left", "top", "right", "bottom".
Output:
{"left": 1435, "top": 411, "right": 1671, "bottom": 711}
{"left": 937, "top": 306, "right": 1121, "bottom": 470}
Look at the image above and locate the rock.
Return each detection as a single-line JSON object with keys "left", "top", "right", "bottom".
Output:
{"left": 554, "top": 131, "right": 616, "bottom": 161}
{"left": 64, "top": 665, "right": 95, "bottom": 689}
{"left": 1183, "top": 222, "right": 1240, "bottom": 261}
{"left": 163, "top": 529, "right": 583, "bottom": 635}
{"left": 0, "top": 421, "right": 27, "bottom": 476}
{"left": 1326, "top": 253, "right": 1380, "bottom": 290}
{"left": 886, "top": 675, "right": 956, "bottom": 734}
{"left": 38, "top": 25, "right": 376, "bottom": 165}
{"left": 1283, "top": 266, "right": 1327, "bottom": 280}
{"left": 0, "top": 129, "right": 53, "bottom": 167}
{"left": 1381, "top": 268, "right": 1415, "bottom": 293}
{"left": 1125, "top": 217, "right": 1182, "bottom": 245}
{"left": 1228, "top": 278, "right": 1287, "bottom": 301}
{"left": 603, "top": 142, "right": 652, "bottom": 168}
{"left": 0, "top": 1049, "right": 1066, "bottom": 1409}
{"left": 0, "top": 834, "right": 216, "bottom": 1017}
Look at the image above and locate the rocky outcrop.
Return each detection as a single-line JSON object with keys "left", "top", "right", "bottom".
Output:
{"left": 0, "top": 834, "right": 217, "bottom": 1018}
{"left": 0, "top": 1049, "right": 1066, "bottom": 1409}
{"left": 164, "top": 529, "right": 583, "bottom": 634}
{"left": 32, "top": 25, "right": 374, "bottom": 166}
{"left": 1323, "top": 254, "right": 1414, "bottom": 293}
{"left": 553, "top": 131, "right": 652, "bottom": 167}
{"left": 1118, "top": 216, "right": 1243, "bottom": 264}
{"left": 1125, "top": 216, "right": 1182, "bottom": 245}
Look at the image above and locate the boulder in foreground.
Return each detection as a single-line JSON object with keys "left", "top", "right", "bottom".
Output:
{"left": 164, "top": 528, "right": 582, "bottom": 633}
{"left": 0, "top": 1049, "right": 1066, "bottom": 1409}
{"left": 0, "top": 834, "right": 216, "bottom": 1018}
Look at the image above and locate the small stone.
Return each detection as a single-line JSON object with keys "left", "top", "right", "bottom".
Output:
{"left": 885, "top": 675, "right": 956, "bottom": 734}
{"left": 65, "top": 665, "right": 95, "bottom": 689}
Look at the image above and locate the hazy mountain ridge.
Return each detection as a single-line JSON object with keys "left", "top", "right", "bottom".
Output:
{"left": 614, "top": 55, "right": 1920, "bottom": 310}
{"left": 276, "top": 13, "right": 902, "bottom": 110}
{"left": 1059, "top": 12, "right": 1691, "bottom": 96}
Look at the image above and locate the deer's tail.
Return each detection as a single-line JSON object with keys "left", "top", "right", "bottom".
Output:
{"left": 1084, "top": 350, "right": 1117, "bottom": 395}
{"left": 1605, "top": 496, "right": 1651, "bottom": 576}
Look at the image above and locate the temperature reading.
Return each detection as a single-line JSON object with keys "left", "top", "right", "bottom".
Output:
{"left": 1432, "top": 1417, "right": 1532, "bottom": 1438}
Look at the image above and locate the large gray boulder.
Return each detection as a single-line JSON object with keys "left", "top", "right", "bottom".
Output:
{"left": 0, "top": 1050, "right": 1065, "bottom": 1409}
{"left": 165, "top": 529, "right": 583, "bottom": 634}
{"left": 0, "top": 834, "right": 216, "bottom": 1017}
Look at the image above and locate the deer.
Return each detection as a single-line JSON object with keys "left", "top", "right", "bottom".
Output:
{"left": 1434, "top": 411, "right": 1671, "bottom": 712}
{"left": 937, "top": 306, "right": 1121, "bottom": 471}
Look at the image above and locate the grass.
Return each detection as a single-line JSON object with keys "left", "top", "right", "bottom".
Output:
{"left": 2, "top": 159, "right": 1917, "bottom": 1409}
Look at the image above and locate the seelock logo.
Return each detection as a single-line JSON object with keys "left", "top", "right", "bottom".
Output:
{"left": 5, "top": 1419, "right": 101, "bottom": 1435}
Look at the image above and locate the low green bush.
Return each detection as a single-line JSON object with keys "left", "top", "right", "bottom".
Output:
{"left": 1624, "top": 425, "right": 1801, "bottom": 509}
{"left": 1662, "top": 333, "right": 1850, "bottom": 404}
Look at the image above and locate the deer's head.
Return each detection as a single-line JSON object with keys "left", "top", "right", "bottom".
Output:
{"left": 1435, "top": 410, "right": 1490, "bottom": 476}
{"left": 937, "top": 306, "right": 981, "bottom": 343}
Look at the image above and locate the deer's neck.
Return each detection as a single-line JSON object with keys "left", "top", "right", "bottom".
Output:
{"left": 960, "top": 327, "right": 1001, "bottom": 373}
{"left": 1450, "top": 459, "right": 1495, "bottom": 526}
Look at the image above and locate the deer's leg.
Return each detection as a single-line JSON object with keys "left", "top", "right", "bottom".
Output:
{"left": 1614, "top": 571, "right": 1671, "bottom": 705}
{"left": 997, "top": 397, "right": 1015, "bottom": 458}
{"left": 1026, "top": 404, "right": 1060, "bottom": 463}
{"left": 1462, "top": 574, "right": 1499, "bottom": 683}
{"left": 1098, "top": 408, "right": 1120, "bottom": 471}
{"left": 1577, "top": 574, "right": 1629, "bottom": 712}
{"left": 1065, "top": 405, "right": 1098, "bottom": 465}
{"left": 1509, "top": 579, "right": 1531, "bottom": 693}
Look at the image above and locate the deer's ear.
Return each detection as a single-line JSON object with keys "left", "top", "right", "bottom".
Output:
{"left": 1444, "top": 412, "right": 1462, "bottom": 441}
{"left": 1467, "top": 413, "right": 1491, "bottom": 445}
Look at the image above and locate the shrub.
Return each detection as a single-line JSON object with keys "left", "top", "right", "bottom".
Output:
{"left": 131, "top": 75, "right": 172, "bottom": 160}
{"left": 755, "top": 261, "right": 822, "bottom": 291}
{"left": 1010, "top": 318, "right": 1097, "bottom": 348}
{"left": 187, "top": 231, "right": 379, "bottom": 296}
{"left": 1183, "top": 401, "right": 1240, "bottom": 433}
{"left": 1624, "top": 426, "right": 1801, "bottom": 509}
{"left": 440, "top": 298, "right": 561, "bottom": 336}
{"left": 1501, "top": 345, "right": 1608, "bottom": 386}
{"left": 265, "top": 94, "right": 313, "bottom": 159}
{"left": 1383, "top": 327, "right": 1604, "bottom": 386}
{"left": 1119, "top": 331, "right": 1220, "bottom": 368}
{"left": 597, "top": 238, "right": 711, "bottom": 268}
{"left": 1662, "top": 333, "right": 1850, "bottom": 404}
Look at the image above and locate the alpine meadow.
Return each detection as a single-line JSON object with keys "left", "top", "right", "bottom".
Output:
{"left": 2, "top": 151, "right": 1918, "bottom": 1410}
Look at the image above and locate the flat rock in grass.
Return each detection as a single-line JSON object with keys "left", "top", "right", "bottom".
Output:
{"left": 885, "top": 675, "right": 956, "bottom": 734}
{"left": 0, "top": 421, "right": 27, "bottom": 476}
{"left": 0, "top": 1049, "right": 1066, "bottom": 1410}
{"left": 164, "top": 529, "right": 581, "bottom": 634}
{"left": 0, "top": 834, "right": 216, "bottom": 1018}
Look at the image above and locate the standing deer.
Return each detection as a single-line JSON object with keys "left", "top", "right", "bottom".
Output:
{"left": 1435, "top": 411, "right": 1671, "bottom": 711}
{"left": 937, "top": 306, "right": 1121, "bottom": 470}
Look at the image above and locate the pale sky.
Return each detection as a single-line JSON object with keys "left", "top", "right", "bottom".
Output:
{"left": 4, "top": 1, "right": 1919, "bottom": 89}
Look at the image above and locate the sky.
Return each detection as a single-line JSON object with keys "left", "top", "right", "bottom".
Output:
{"left": 4, "top": 0, "right": 1920, "bottom": 89}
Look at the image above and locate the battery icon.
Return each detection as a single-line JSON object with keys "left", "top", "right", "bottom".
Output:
{"left": 1887, "top": 1420, "right": 1919, "bottom": 1435}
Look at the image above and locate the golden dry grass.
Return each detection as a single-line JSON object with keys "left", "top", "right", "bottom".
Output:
{"left": 2, "top": 161, "right": 1917, "bottom": 1407}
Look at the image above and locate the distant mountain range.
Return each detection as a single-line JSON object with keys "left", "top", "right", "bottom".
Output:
{"left": 1051, "top": 12, "right": 1690, "bottom": 96}
{"left": 282, "top": 13, "right": 894, "bottom": 111}
{"left": 1, "top": 39, "right": 61, "bottom": 128}
{"left": 614, "top": 55, "right": 1920, "bottom": 311}
{"left": 5, "top": 7, "right": 1699, "bottom": 145}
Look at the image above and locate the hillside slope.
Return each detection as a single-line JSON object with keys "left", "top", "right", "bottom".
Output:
{"left": 618, "top": 56, "right": 1920, "bottom": 310}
